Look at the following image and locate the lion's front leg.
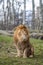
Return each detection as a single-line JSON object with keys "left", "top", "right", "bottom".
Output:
{"left": 16, "top": 48, "right": 23, "bottom": 57}
{"left": 23, "top": 48, "right": 28, "bottom": 58}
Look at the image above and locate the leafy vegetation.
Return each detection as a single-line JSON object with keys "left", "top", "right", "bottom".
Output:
{"left": 0, "top": 35, "right": 43, "bottom": 65}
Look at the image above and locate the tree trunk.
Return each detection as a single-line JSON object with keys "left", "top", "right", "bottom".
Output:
{"left": 23, "top": 0, "right": 26, "bottom": 24}
{"left": 32, "top": 0, "right": 35, "bottom": 30}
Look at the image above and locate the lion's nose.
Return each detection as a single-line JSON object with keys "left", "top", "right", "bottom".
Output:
{"left": 22, "top": 35, "right": 26, "bottom": 40}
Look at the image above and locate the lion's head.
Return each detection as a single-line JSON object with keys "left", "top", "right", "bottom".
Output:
{"left": 14, "top": 25, "right": 29, "bottom": 43}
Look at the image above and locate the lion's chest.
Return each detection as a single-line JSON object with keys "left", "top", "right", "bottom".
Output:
{"left": 17, "top": 41, "right": 29, "bottom": 51}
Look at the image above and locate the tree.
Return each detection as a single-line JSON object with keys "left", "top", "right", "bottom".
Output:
{"left": 1, "top": 0, "right": 4, "bottom": 25}
{"left": 0, "top": 0, "right": 3, "bottom": 4}
{"left": 6, "top": 0, "right": 12, "bottom": 30}
{"left": 32, "top": 0, "right": 35, "bottom": 30}
{"left": 12, "top": 0, "right": 15, "bottom": 25}
{"left": 3, "top": 0, "right": 6, "bottom": 25}
{"left": 40, "top": 0, "right": 43, "bottom": 30}
{"left": 23, "top": 0, "right": 26, "bottom": 24}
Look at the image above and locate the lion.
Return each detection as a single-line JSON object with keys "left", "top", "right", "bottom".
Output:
{"left": 13, "top": 25, "right": 34, "bottom": 58}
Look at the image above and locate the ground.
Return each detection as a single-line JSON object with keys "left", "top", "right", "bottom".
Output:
{"left": 0, "top": 35, "right": 43, "bottom": 65}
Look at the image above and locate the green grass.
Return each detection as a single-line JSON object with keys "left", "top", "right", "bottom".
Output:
{"left": 0, "top": 35, "right": 43, "bottom": 65}
{"left": 0, "top": 35, "right": 13, "bottom": 43}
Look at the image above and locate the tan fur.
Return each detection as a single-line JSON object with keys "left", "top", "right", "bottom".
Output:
{"left": 13, "top": 25, "right": 34, "bottom": 58}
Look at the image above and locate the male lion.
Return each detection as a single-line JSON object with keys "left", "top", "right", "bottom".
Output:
{"left": 13, "top": 25, "right": 34, "bottom": 58}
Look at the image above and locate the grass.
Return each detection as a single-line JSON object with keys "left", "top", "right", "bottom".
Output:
{"left": 0, "top": 35, "right": 43, "bottom": 65}
{"left": 0, "top": 35, "right": 13, "bottom": 43}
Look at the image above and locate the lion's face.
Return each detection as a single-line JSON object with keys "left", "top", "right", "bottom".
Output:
{"left": 16, "top": 25, "right": 29, "bottom": 42}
